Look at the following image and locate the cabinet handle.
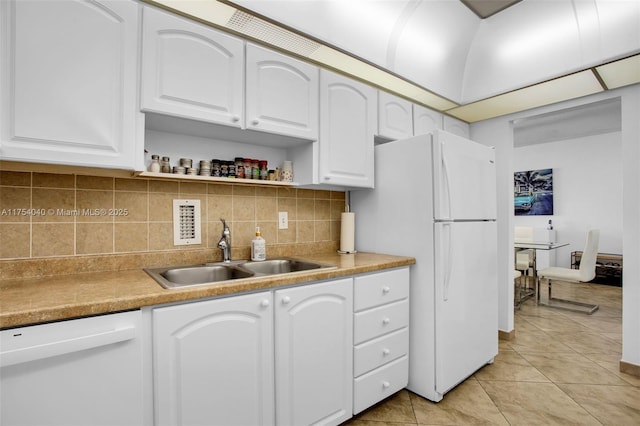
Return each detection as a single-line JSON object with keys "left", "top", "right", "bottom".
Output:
{"left": 382, "top": 381, "right": 391, "bottom": 389}
{"left": 231, "top": 116, "right": 240, "bottom": 122}
{"left": 382, "top": 317, "right": 390, "bottom": 325}
{"left": 260, "top": 299, "right": 270, "bottom": 308}
{"left": 382, "top": 348, "right": 391, "bottom": 356}
{"left": 324, "top": 176, "right": 330, "bottom": 180}
{"left": 282, "top": 296, "right": 291, "bottom": 305}
{"left": 251, "top": 119, "right": 259, "bottom": 125}
{"left": 382, "top": 286, "right": 391, "bottom": 294}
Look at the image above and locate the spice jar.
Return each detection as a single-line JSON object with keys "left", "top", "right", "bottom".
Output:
{"left": 235, "top": 157, "right": 245, "bottom": 179}
{"left": 149, "top": 155, "right": 161, "bottom": 173}
{"left": 161, "top": 156, "right": 171, "bottom": 173}
{"left": 211, "top": 159, "right": 221, "bottom": 177}
{"left": 220, "top": 161, "right": 229, "bottom": 177}
{"left": 252, "top": 159, "right": 260, "bottom": 180}
{"left": 244, "top": 158, "right": 253, "bottom": 179}
{"left": 259, "top": 160, "right": 268, "bottom": 180}
{"left": 228, "top": 161, "right": 236, "bottom": 178}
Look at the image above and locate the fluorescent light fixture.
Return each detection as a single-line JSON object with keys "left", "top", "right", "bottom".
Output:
{"left": 446, "top": 70, "right": 604, "bottom": 122}
{"left": 595, "top": 54, "right": 640, "bottom": 90}
{"left": 310, "top": 46, "right": 458, "bottom": 111}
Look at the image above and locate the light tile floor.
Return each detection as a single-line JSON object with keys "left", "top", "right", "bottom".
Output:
{"left": 346, "top": 280, "right": 640, "bottom": 425}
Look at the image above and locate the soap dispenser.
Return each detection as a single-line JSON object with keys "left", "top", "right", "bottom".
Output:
{"left": 251, "top": 227, "right": 266, "bottom": 261}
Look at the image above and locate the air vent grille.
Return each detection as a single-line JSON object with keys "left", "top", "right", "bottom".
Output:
{"left": 173, "top": 199, "right": 202, "bottom": 246}
{"left": 227, "top": 10, "right": 321, "bottom": 57}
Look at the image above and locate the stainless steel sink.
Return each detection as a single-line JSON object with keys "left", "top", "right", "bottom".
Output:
{"left": 145, "top": 264, "right": 254, "bottom": 289}
{"left": 145, "top": 257, "right": 336, "bottom": 289}
{"left": 240, "top": 258, "right": 329, "bottom": 275}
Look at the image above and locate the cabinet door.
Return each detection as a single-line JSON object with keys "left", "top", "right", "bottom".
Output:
{"left": 319, "top": 70, "right": 376, "bottom": 188}
{"left": 275, "top": 278, "right": 353, "bottom": 426}
{"left": 413, "top": 104, "right": 443, "bottom": 135}
{"left": 246, "top": 43, "right": 319, "bottom": 140}
{"left": 141, "top": 6, "right": 244, "bottom": 127}
{"left": 378, "top": 91, "right": 413, "bottom": 140}
{"left": 153, "top": 293, "right": 274, "bottom": 426}
{"left": 0, "top": 0, "right": 141, "bottom": 169}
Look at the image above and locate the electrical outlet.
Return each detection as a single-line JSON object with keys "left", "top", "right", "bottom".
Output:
{"left": 278, "top": 211, "right": 288, "bottom": 229}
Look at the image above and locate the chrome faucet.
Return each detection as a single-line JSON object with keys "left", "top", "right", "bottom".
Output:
{"left": 217, "top": 218, "right": 231, "bottom": 263}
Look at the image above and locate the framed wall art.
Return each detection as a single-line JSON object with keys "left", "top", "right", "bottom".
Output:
{"left": 514, "top": 168, "right": 553, "bottom": 215}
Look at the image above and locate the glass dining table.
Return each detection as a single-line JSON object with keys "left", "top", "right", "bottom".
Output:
{"left": 514, "top": 240, "right": 569, "bottom": 306}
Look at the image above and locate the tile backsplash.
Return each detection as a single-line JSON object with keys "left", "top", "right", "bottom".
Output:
{"left": 0, "top": 171, "right": 346, "bottom": 261}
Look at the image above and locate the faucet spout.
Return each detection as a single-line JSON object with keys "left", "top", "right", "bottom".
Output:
{"left": 217, "top": 218, "right": 231, "bottom": 263}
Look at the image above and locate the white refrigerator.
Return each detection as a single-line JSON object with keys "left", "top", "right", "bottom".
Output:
{"left": 351, "top": 130, "right": 498, "bottom": 402}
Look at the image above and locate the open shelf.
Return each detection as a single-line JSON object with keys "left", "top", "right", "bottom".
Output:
{"left": 136, "top": 171, "right": 297, "bottom": 187}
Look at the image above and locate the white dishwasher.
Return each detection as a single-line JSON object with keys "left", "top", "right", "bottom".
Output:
{"left": 0, "top": 310, "right": 144, "bottom": 426}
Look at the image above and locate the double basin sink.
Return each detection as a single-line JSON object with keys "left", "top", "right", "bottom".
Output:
{"left": 145, "top": 257, "right": 336, "bottom": 289}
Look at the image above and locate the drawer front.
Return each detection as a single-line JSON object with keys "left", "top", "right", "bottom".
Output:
{"left": 354, "top": 267, "right": 409, "bottom": 311}
{"left": 353, "top": 356, "right": 408, "bottom": 414}
{"left": 354, "top": 299, "right": 409, "bottom": 345}
{"left": 354, "top": 327, "right": 408, "bottom": 377}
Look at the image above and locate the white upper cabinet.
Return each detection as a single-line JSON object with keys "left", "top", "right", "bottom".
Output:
{"left": 141, "top": 6, "right": 244, "bottom": 127}
{"left": 443, "top": 115, "right": 470, "bottom": 138}
{"left": 319, "top": 70, "right": 376, "bottom": 188}
{"left": 246, "top": 43, "right": 319, "bottom": 140}
{"left": 0, "top": 0, "right": 141, "bottom": 170}
{"left": 378, "top": 91, "right": 413, "bottom": 140}
{"left": 413, "top": 104, "right": 443, "bottom": 135}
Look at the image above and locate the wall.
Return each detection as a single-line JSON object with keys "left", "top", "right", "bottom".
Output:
{"left": 0, "top": 171, "right": 345, "bottom": 261}
{"left": 471, "top": 84, "right": 640, "bottom": 371}
{"left": 513, "top": 132, "right": 623, "bottom": 268}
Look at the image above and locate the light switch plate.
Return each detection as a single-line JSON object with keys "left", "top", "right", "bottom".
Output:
{"left": 278, "top": 211, "right": 288, "bottom": 229}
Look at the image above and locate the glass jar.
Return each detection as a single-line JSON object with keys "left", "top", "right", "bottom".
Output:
{"left": 252, "top": 159, "right": 260, "bottom": 180}
{"left": 220, "top": 161, "right": 229, "bottom": 178}
{"left": 259, "top": 160, "right": 268, "bottom": 180}
{"left": 211, "top": 159, "right": 221, "bottom": 177}
{"left": 148, "top": 155, "right": 161, "bottom": 173}
{"left": 244, "top": 158, "right": 253, "bottom": 179}
{"left": 161, "top": 156, "right": 171, "bottom": 173}
{"left": 235, "top": 157, "right": 245, "bottom": 179}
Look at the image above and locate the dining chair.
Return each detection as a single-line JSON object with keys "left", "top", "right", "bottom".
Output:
{"left": 513, "top": 269, "right": 523, "bottom": 309}
{"left": 537, "top": 229, "right": 600, "bottom": 314}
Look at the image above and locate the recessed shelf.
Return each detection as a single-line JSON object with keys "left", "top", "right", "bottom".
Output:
{"left": 136, "top": 171, "right": 298, "bottom": 186}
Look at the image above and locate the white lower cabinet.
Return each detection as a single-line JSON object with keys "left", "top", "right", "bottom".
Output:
{"left": 275, "top": 278, "right": 353, "bottom": 426}
{"left": 353, "top": 267, "right": 410, "bottom": 414}
{"left": 152, "top": 278, "right": 353, "bottom": 426}
{"left": 153, "top": 292, "right": 275, "bottom": 426}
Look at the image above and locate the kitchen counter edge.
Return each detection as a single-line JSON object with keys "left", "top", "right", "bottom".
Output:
{"left": 0, "top": 252, "right": 415, "bottom": 329}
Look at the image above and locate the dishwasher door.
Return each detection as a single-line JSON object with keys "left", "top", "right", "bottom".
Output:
{"left": 0, "top": 310, "right": 143, "bottom": 426}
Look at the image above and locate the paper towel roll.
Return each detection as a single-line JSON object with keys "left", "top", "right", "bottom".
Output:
{"left": 340, "top": 212, "right": 356, "bottom": 253}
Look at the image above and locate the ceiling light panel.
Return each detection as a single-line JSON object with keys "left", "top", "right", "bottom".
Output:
{"left": 446, "top": 70, "right": 604, "bottom": 122}
{"left": 595, "top": 54, "right": 640, "bottom": 89}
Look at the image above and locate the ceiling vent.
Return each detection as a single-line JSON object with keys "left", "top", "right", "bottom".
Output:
{"left": 173, "top": 199, "right": 202, "bottom": 246}
{"left": 226, "top": 9, "right": 321, "bottom": 57}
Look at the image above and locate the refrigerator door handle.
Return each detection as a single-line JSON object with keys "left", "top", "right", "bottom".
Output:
{"left": 440, "top": 141, "right": 452, "bottom": 220}
{"left": 442, "top": 222, "right": 452, "bottom": 301}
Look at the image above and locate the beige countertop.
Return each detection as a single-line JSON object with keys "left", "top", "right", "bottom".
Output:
{"left": 0, "top": 252, "right": 415, "bottom": 329}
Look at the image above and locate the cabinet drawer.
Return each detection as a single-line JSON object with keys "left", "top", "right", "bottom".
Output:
{"left": 354, "top": 327, "right": 408, "bottom": 377}
{"left": 354, "top": 299, "right": 409, "bottom": 345}
{"left": 353, "top": 356, "right": 408, "bottom": 414}
{"left": 354, "top": 268, "right": 409, "bottom": 311}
